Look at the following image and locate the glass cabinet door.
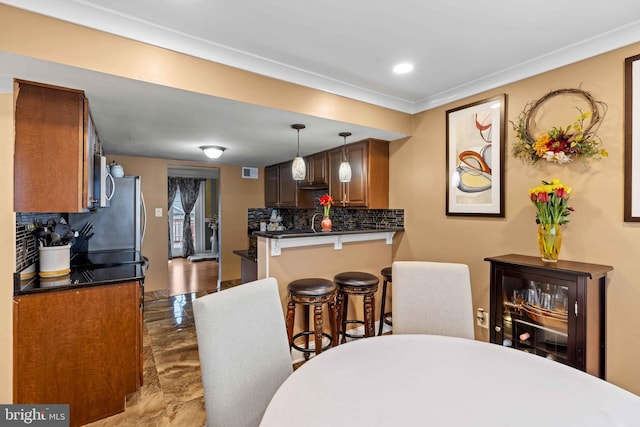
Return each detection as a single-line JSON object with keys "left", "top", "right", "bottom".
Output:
{"left": 498, "top": 274, "right": 572, "bottom": 365}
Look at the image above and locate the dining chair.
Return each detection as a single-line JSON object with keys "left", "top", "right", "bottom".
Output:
{"left": 193, "top": 277, "right": 293, "bottom": 427}
{"left": 392, "top": 261, "right": 474, "bottom": 339}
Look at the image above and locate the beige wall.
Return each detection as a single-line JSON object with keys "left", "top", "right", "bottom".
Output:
{"left": 109, "top": 156, "right": 264, "bottom": 290}
{"left": 0, "top": 94, "right": 15, "bottom": 403}
{"left": 390, "top": 42, "right": 640, "bottom": 394}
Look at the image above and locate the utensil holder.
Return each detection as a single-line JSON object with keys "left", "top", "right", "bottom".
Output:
{"left": 39, "top": 244, "right": 71, "bottom": 277}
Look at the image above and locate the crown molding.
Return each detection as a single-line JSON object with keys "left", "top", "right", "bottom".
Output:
{"left": 4, "top": 1, "right": 640, "bottom": 115}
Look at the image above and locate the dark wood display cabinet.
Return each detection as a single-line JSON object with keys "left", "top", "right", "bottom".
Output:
{"left": 485, "top": 254, "right": 613, "bottom": 379}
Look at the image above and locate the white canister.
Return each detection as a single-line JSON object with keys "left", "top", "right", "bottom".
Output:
{"left": 39, "top": 244, "right": 71, "bottom": 277}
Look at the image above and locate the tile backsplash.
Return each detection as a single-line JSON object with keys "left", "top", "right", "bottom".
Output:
{"left": 15, "top": 212, "right": 66, "bottom": 272}
{"left": 248, "top": 207, "right": 404, "bottom": 232}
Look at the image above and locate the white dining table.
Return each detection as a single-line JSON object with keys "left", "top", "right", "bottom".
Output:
{"left": 260, "top": 334, "right": 640, "bottom": 427}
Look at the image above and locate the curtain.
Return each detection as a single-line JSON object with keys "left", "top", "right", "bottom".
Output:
{"left": 167, "top": 177, "right": 179, "bottom": 259}
{"left": 178, "top": 177, "right": 203, "bottom": 258}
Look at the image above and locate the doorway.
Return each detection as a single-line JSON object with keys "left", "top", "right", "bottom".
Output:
{"left": 169, "top": 181, "right": 211, "bottom": 258}
{"left": 167, "top": 166, "right": 220, "bottom": 295}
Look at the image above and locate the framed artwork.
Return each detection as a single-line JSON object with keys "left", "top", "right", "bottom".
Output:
{"left": 625, "top": 54, "right": 640, "bottom": 222}
{"left": 446, "top": 94, "right": 506, "bottom": 217}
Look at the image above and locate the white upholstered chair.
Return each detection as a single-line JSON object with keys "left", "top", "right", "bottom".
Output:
{"left": 391, "top": 261, "right": 475, "bottom": 339}
{"left": 193, "top": 277, "right": 293, "bottom": 427}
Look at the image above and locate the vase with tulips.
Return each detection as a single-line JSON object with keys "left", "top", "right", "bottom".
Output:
{"left": 529, "top": 179, "right": 573, "bottom": 262}
{"left": 319, "top": 194, "right": 334, "bottom": 232}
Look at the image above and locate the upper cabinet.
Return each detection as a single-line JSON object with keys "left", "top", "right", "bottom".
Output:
{"left": 14, "top": 80, "right": 97, "bottom": 213}
{"left": 265, "top": 161, "right": 299, "bottom": 208}
{"left": 328, "top": 139, "right": 389, "bottom": 208}
{"left": 299, "top": 152, "right": 328, "bottom": 189}
{"left": 265, "top": 138, "right": 389, "bottom": 209}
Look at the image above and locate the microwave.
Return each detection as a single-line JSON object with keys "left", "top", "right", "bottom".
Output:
{"left": 93, "top": 154, "right": 115, "bottom": 208}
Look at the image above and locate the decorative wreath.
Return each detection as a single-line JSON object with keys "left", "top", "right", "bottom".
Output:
{"left": 511, "top": 88, "right": 608, "bottom": 164}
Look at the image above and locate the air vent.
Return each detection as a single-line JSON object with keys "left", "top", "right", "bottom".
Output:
{"left": 242, "top": 167, "right": 258, "bottom": 179}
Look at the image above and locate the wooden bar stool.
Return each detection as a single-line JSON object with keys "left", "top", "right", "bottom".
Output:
{"left": 378, "top": 266, "right": 393, "bottom": 336}
{"left": 285, "top": 278, "right": 338, "bottom": 360}
{"left": 334, "top": 271, "right": 379, "bottom": 344}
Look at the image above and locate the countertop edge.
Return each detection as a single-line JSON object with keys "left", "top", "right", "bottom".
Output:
{"left": 252, "top": 227, "right": 404, "bottom": 239}
{"left": 15, "top": 273, "right": 145, "bottom": 296}
{"left": 233, "top": 249, "right": 257, "bottom": 263}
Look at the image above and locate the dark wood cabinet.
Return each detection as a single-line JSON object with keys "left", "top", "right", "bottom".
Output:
{"left": 265, "top": 162, "right": 298, "bottom": 208}
{"left": 485, "top": 254, "right": 612, "bottom": 378}
{"left": 264, "top": 164, "right": 279, "bottom": 207}
{"left": 307, "top": 152, "right": 328, "bottom": 187}
{"left": 14, "top": 281, "right": 142, "bottom": 426}
{"left": 14, "top": 79, "right": 97, "bottom": 212}
{"left": 266, "top": 138, "right": 389, "bottom": 209}
{"left": 328, "top": 139, "right": 389, "bottom": 208}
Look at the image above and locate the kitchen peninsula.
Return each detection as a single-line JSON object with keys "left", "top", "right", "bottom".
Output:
{"left": 254, "top": 227, "right": 403, "bottom": 332}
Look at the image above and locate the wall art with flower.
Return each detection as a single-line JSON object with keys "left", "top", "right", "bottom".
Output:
{"left": 511, "top": 88, "right": 608, "bottom": 165}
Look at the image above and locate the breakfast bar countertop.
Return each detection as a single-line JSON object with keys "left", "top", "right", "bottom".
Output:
{"left": 252, "top": 227, "right": 404, "bottom": 239}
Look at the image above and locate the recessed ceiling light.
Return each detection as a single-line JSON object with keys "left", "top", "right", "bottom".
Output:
{"left": 393, "top": 63, "right": 414, "bottom": 74}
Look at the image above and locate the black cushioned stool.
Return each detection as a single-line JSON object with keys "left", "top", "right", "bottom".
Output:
{"left": 378, "top": 266, "right": 393, "bottom": 336}
{"left": 286, "top": 278, "right": 338, "bottom": 360}
{"left": 334, "top": 271, "right": 379, "bottom": 344}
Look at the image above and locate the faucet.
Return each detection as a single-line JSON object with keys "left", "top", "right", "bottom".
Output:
{"left": 311, "top": 213, "right": 321, "bottom": 233}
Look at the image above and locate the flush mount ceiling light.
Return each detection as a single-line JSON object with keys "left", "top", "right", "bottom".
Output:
{"left": 200, "top": 145, "right": 225, "bottom": 159}
{"left": 291, "top": 124, "right": 306, "bottom": 181}
{"left": 338, "top": 131, "right": 352, "bottom": 183}
{"left": 393, "top": 63, "right": 414, "bottom": 74}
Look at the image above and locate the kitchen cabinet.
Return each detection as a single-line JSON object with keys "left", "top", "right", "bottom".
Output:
{"left": 301, "top": 152, "right": 328, "bottom": 188}
{"left": 265, "top": 161, "right": 300, "bottom": 208}
{"left": 328, "top": 138, "right": 389, "bottom": 208}
{"left": 14, "top": 281, "right": 142, "bottom": 426}
{"left": 485, "top": 254, "right": 613, "bottom": 378}
{"left": 14, "top": 79, "right": 98, "bottom": 213}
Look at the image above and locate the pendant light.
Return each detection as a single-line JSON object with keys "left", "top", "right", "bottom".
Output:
{"left": 291, "top": 124, "right": 306, "bottom": 181}
{"left": 338, "top": 132, "right": 352, "bottom": 183}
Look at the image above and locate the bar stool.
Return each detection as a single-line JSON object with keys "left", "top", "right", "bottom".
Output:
{"left": 378, "top": 266, "right": 393, "bottom": 336}
{"left": 334, "top": 271, "right": 379, "bottom": 344}
{"left": 285, "top": 278, "right": 338, "bottom": 360}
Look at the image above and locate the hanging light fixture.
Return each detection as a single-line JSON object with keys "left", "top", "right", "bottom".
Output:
{"left": 338, "top": 132, "right": 352, "bottom": 183}
{"left": 200, "top": 145, "right": 225, "bottom": 159}
{"left": 291, "top": 124, "right": 306, "bottom": 181}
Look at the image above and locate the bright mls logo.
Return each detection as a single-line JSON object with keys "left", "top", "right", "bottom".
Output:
{"left": 0, "top": 405, "right": 69, "bottom": 426}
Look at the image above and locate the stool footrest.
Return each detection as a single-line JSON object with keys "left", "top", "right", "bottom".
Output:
{"left": 342, "top": 320, "right": 366, "bottom": 339}
{"left": 291, "top": 331, "right": 334, "bottom": 354}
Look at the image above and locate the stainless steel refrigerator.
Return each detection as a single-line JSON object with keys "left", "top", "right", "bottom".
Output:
{"left": 70, "top": 176, "right": 146, "bottom": 252}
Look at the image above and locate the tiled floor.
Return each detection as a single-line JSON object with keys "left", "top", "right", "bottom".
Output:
{"left": 84, "top": 281, "right": 241, "bottom": 427}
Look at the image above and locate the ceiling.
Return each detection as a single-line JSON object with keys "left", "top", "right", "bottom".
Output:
{"left": 1, "top": 0, "right": 639, "bottom": 166}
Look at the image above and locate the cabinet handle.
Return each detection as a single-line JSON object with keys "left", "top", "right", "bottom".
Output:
{"left": 494, "top": 326, "right": 501, "bottom": 333}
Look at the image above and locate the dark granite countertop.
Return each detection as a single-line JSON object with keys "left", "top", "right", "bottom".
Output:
{"left": 15, "top": 250, "right": 147, "bottom": 296}
{"left": 233, "top": 249, "right": 257, "bottom": 263}
{"left": 252, "top": 227, "right": 404, "bottom": 239}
